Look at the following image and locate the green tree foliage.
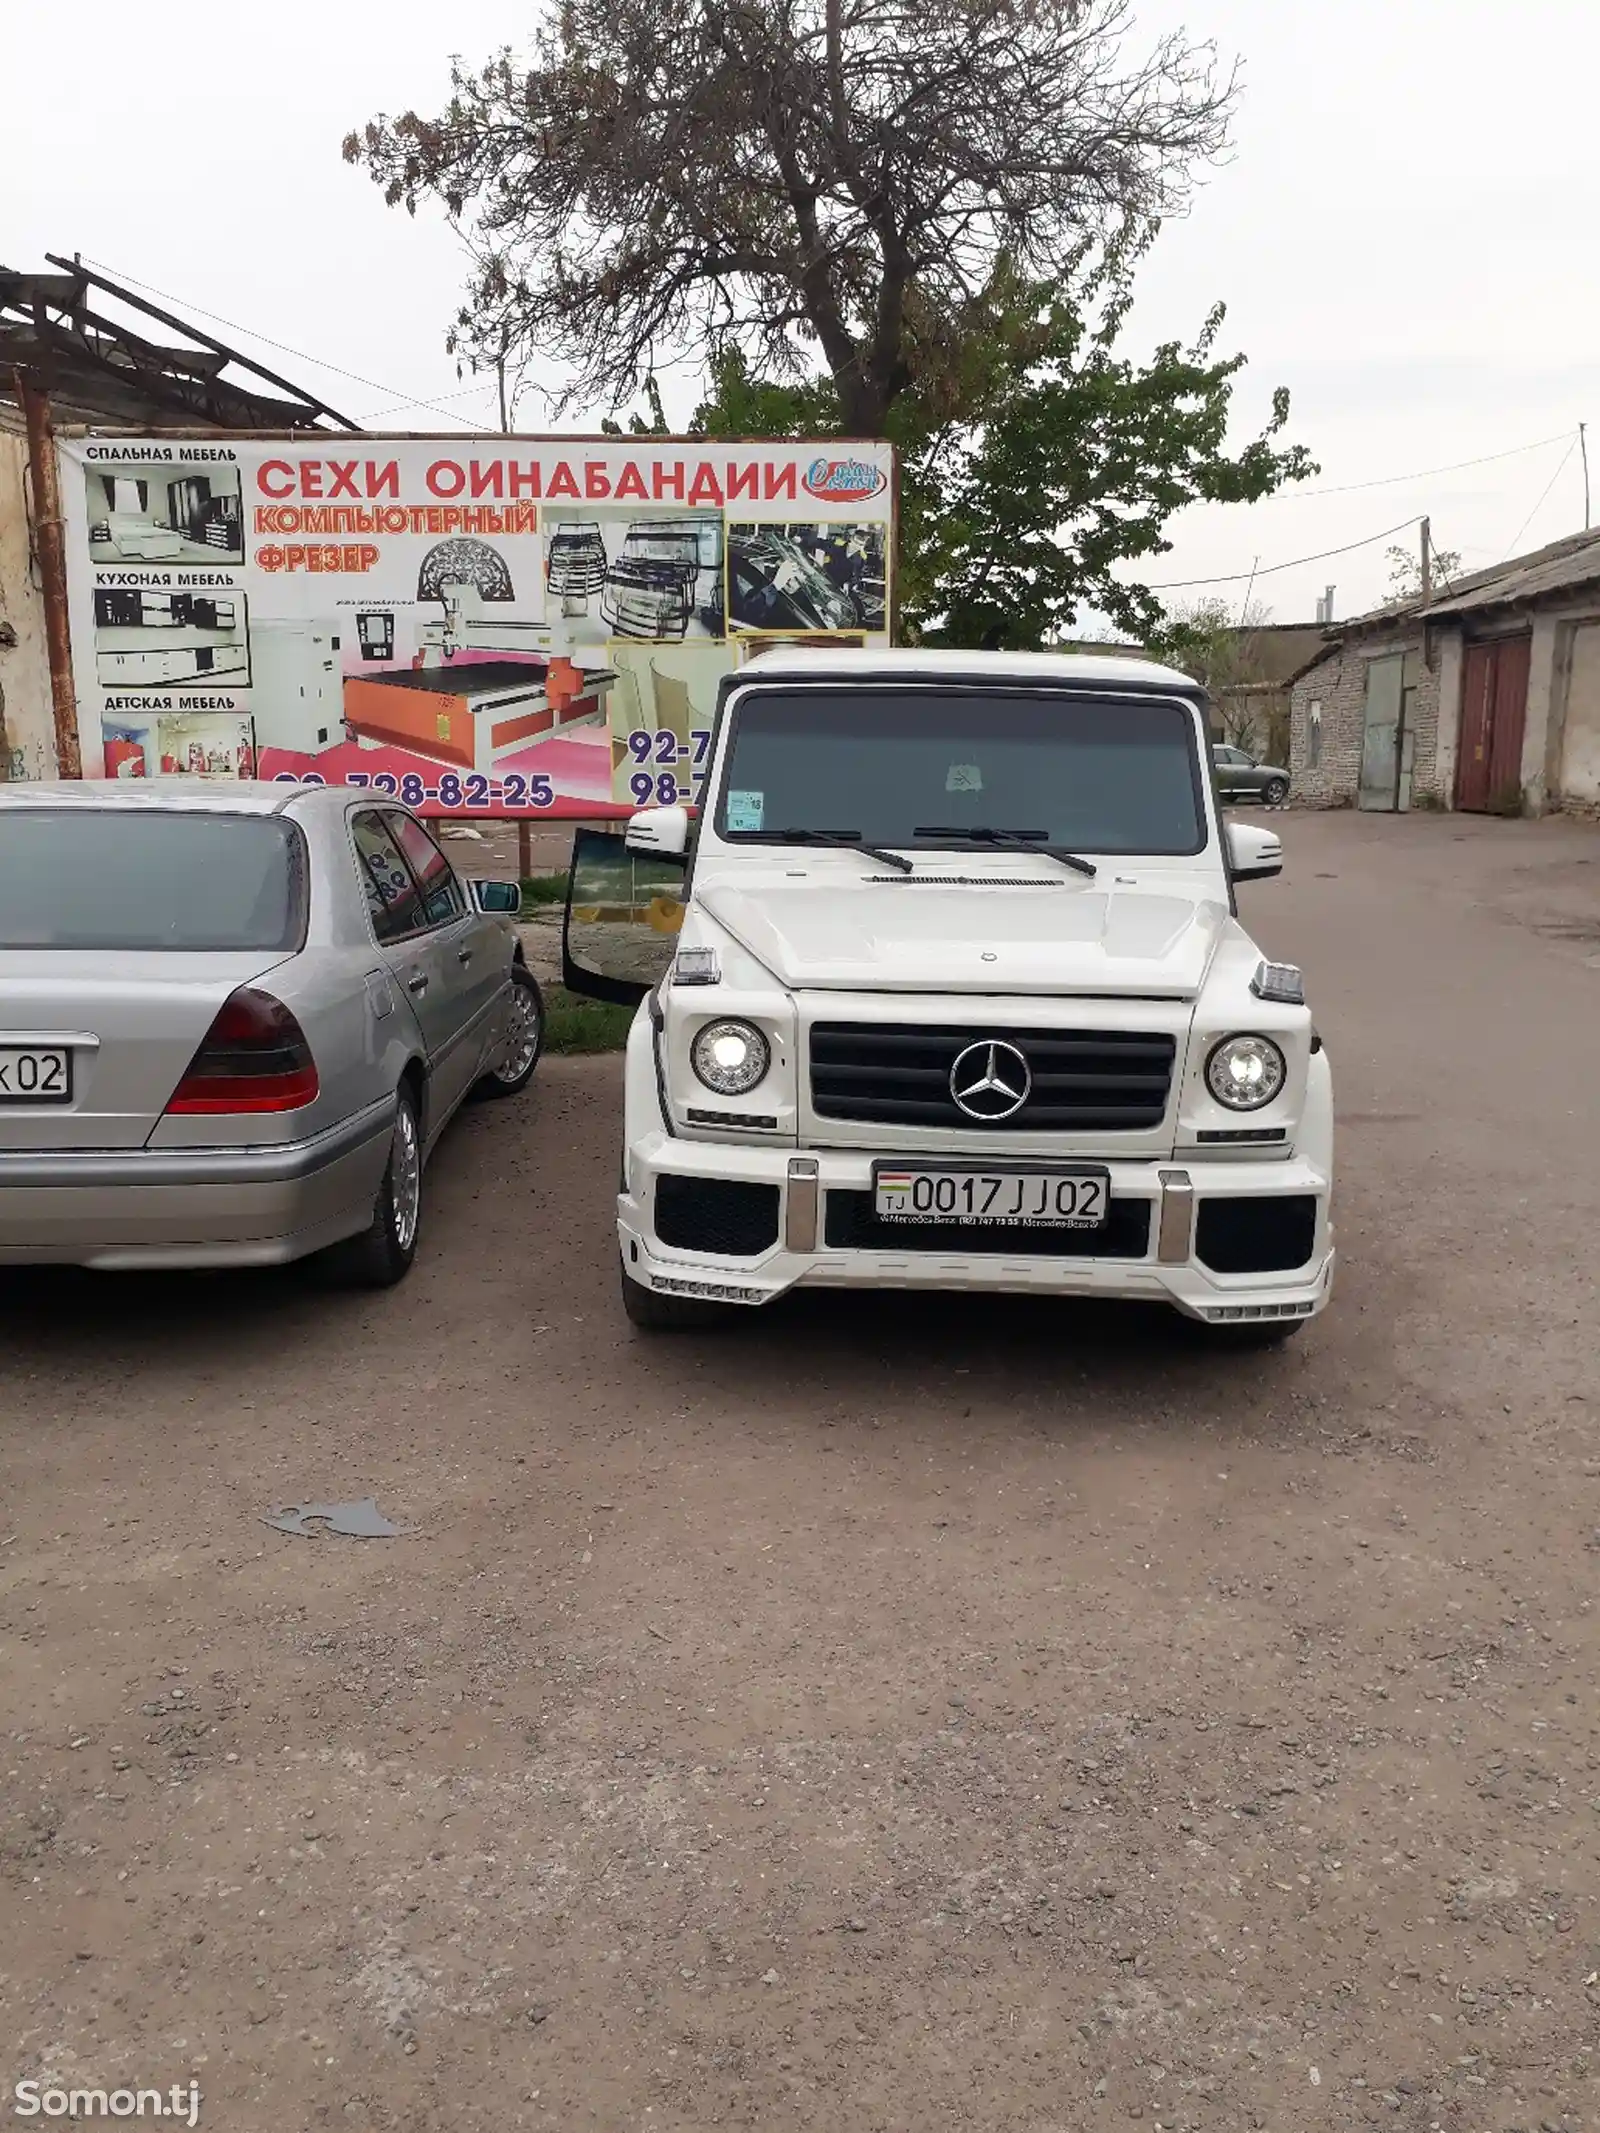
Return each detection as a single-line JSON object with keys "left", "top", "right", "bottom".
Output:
{"left": 689, "top": 255, "right": 1314, "bottom": 646}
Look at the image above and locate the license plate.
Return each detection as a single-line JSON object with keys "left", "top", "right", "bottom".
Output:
{"left": 0, "top": 1047, "right": 73, "bottom": 1104}
{"left": 873, "top": 1164, "right": 1110, "bottom": 1229}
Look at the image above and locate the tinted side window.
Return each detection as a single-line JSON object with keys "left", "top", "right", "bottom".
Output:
{"left": 352, "top": 811, "right": 428, "bottom": 943}
{"left": 387, "top": 813, "right": 465, "bottom": 927}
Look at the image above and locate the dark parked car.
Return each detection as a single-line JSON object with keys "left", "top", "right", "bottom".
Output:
{"left": 1212, "top": 744, "right": 1290, "bottom": 807}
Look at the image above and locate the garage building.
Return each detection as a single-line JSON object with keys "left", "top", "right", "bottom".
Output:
{"left": 1288, "top": 528, "right": 1600, "bottom": 814}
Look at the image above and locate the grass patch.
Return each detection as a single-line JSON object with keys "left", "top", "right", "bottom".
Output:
{"left": 519, "top": 872, "right": 570, "bottom": 910}
{"left": 542, "top": 982, "right": 635, "bottom": 1054}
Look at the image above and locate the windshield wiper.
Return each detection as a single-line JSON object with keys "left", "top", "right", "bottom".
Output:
{"left": 912, "top": 826, "right": 1098, "bottom": 879}
{"left": 757, "top": 828, "right": 915, "bottom": 875}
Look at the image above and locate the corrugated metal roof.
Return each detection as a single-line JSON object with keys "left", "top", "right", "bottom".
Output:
{"left": 1324, "top": 528, "right": 1600, "bottom": 639}
{"left": 1418, "top": 527, "right": 1600, "bottom": 617}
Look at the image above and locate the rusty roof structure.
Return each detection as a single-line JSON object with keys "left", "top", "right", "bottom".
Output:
{"left": 1284, "top": 525, "right": 1600, "bottom": 686}
{"left": 0, "top": 255, "right": 355, "bottom": 432}
{"left": 1414, "top": 526, "right": 1600, "bottom": 620}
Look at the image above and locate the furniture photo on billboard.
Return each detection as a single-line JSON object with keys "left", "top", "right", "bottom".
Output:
{"left": 86, "top": 459, "right": 245, "bottom": 564}
{"left": 92, "top": 587, "right": 251, "bottom": 688}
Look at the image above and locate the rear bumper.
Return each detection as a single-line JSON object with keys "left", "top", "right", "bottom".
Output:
{"left": 620, "top": 1134, "right": 1334, "bottom": 1323}
{"left": 0, "top": 1099, "right": 395, "bottom": 1269}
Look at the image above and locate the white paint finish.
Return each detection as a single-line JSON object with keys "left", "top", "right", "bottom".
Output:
{"left": 1560, "top": 621, "right": 1600, "bottom": 803}
{"left": 1433, "top": 627, "right": 1463, "bottom": 809}
{"left": 1520, "top": 614, "right": 1561, "bottom": 812}
{"left": 699, "top": 875, "right": 1231, "bottom": 999}
{"left": 0, "top": 428, "right": 55, "bottom": 781}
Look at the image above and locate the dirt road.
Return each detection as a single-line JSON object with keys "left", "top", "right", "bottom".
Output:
{"left": 2, "top": 811, "right": 1597, "bottom": 2133}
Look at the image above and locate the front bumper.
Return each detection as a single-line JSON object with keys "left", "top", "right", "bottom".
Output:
{"left": 0, "top": 1100, "right": 395, "bottom": 1270}
{"left": 620, "top": 1134, "right": 1334, "bottom": 1322}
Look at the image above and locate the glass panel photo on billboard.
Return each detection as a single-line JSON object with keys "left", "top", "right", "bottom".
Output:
{"left": 606, "top": 641, "right": 727, "bottom": 808}
{"left": 542, "top": 509, "right": 726, "bottom": 648}
{"left": 727, "top": 522, "right": 888, "bottom": 635}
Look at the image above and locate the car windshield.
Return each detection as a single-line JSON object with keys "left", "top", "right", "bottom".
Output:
{"left": 0, "top": 811, "right": 307, "bottom": 950}
{"left": 716, "top": 687, "right": 1207, "bottom": 855}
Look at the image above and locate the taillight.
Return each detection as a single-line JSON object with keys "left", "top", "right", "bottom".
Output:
{"left": 165, "top": 988, "right": 319, "bottom": 1114}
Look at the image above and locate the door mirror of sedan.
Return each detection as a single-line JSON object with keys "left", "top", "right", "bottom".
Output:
{"left": 470, "top": 879, "right": 522, "bottom": 915}
{"left": 1227, "top": 821, "right": 1284, "bottom": 882}
{"left": 625, "top": 804, "right": 691, "bottom": 858}
{"left": 562, "top": 828, "right": 685, "bottom": 1006}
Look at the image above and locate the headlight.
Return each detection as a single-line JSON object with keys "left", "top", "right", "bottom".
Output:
{"left": 1206, "top": 1033, "right": 1286, "bottom": 1110}
{"left": 691, "top": 1019, "right": 771, "bottom": 1095}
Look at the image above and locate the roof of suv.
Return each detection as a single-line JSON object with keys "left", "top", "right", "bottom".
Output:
{"left": 736, "top": 646, "right": 1201, "bottom": 692}
{"left": 0, "top": 780, "right": 342, "bottom": 816}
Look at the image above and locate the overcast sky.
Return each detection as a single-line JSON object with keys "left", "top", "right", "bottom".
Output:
{"left": 7, "top": 0, "right": 1596, "bottom": 622}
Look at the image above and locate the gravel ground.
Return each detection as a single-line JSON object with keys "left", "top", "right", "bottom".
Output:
{"left": 2, "top": 809, "right": 1598, "bottom": 2133}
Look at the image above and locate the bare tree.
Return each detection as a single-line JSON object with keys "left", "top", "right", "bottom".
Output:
{"left": 1385, "top": 540, "right": 1462, "bottom": 604}
{"left": 345, "top": 0, "right": 1236, "bottom": 431}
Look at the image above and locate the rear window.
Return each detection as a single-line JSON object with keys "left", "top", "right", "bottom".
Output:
{"left": 0, "top": 811, "right": 308, "bottom": 951}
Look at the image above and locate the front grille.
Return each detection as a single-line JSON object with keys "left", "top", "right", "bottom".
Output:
{"left": 1194, "top": 1195, "right": 1318, "bottom": 1274}
{"left": 809, "top": 1023, "right": 1176, "bottom": 1132}
{"left": 653, "top": 1174, "right": 780, "bottom": 1257}
{"left": 824, "top": 1192, "right": 1151, "bottom": 1258}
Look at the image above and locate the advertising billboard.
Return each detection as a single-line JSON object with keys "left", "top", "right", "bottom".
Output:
{"left": 57, "top": 435, "right": 895, "bottom": 818}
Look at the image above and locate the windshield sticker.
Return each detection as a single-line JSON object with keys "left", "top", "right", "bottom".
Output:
{"left": 945, "top": 763, "right": 983, "bottom": 793}
{"left": 726, "top": 789, "right": 765, "bottom": 832}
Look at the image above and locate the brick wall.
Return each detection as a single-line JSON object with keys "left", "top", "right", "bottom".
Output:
{"left": 1289, "top": 626, "right": 1445, "bottom": 807}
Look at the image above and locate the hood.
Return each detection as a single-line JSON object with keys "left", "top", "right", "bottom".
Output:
{"left": 697, "top": 877, "right": 1229, "bottom": 997}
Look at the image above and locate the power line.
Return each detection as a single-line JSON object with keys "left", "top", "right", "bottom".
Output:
{"left": 1256, "top": 429, "right": 1575, "bottom": 501}
{"left": 353, "top": 381, "right": 501, "bottom": 423}
{"left": 1146, "top": 515, "right": 1423, "bottom": 590}
{"left": 1502, "top": 438, "right": 1579, "bottom": 559}
{"left": 80, "top": 254, "right": 490, "bottom": 430}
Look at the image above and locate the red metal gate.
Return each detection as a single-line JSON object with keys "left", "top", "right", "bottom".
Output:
{"left": 1456, "top": 636, "right": 1531, "bottom": 811}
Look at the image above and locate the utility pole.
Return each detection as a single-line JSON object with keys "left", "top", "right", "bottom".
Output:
{"left": 1419, "top": 516, "right": 1432, "bottom": 608}
{"left": 13, "top": 371, "right": 82, "bottom": 778}
{"left": 1581, "top": 423, "right": 1591, "bottom": 531}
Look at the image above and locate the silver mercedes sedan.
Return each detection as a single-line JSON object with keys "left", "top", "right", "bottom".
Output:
{"left": 0, "top": 781, "right": 542, "bottom": 1282}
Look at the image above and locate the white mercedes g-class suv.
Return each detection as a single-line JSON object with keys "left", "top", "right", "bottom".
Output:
{"left": 563, "top": 648, "right": 1333, "bottom": 1344}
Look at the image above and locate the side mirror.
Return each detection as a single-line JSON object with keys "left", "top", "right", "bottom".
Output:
{"left": 470, "top": 879, "right": 522, "bottom": 915}
{"left": 625, "top": 804, "right": 690, "bottom": 858}
{"left": 562, "top": 827, "right": 686, "bottom": 1006}
{"left": 1227, "top": 821, "right": 1284, "bottom": 883}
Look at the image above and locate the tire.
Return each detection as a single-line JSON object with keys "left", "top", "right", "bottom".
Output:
{"left": 619, "top": 1256, "right": 733, "bottom": 1331}
{"left": 317, "top": 1083, "right": 423, "bottom": 1288}
{"left": 472, "top": 967, "right": 544, "bottom": 1100}
{"left": 1261, "top": 776, "right": 1289, "bottom": 808}
{"left": 1199, "top": 1315, "right": 1305, "bottom": 1350}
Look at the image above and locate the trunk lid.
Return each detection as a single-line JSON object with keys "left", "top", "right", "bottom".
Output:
{"left": 0, "top": 950, "right": 295, "bottom": 1149}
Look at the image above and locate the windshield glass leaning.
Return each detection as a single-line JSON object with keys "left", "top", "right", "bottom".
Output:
{"left": 0, "top": 813, "right": 306, "bottom": 951}
{"left": 716, "top": 687, "right": 1207, "bottom": 856}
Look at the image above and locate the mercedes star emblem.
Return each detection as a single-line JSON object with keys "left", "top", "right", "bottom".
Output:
{"left": 949, "top": 1040, "right": 1031, "bottom": 1121}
